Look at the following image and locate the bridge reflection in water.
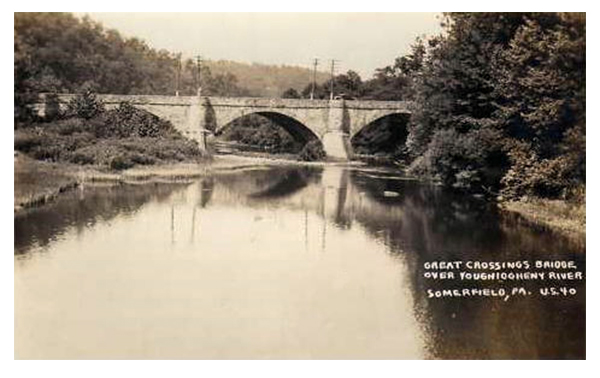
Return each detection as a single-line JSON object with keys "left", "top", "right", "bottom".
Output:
{"left": 15, "top": 165, "right": 584, "bottom": 359}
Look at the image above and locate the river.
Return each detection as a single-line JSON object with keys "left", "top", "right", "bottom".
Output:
{"left": 14, "top": 164, "right": 585, "bottom": 359}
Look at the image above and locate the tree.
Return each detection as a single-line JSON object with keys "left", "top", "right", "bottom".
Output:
{"left": 495, "top": 13, "right": 585, "bottom": 198}
{"left": 406, "top": 13, "right": 540, "bottom": 191}
{"left": 361, "top": 38, "right": 426, "bottom": 101}
{"left": 282, "top": 88, "right": 301, "bottom": 99}
{"left": 300, "top": 70, "right": 365, "bottom": 99}
{"left": 301, "top": 82, "right": 328, "bottom": 99}
{"left": 401, "top": 12, "right": 584, "bottom": 198}
{"left": 332, "top": 70, "right": 363, "bottom": 98}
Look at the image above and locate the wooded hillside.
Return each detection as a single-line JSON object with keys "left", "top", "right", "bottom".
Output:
{"left": 207, "top": 60, "right": 329, "bottom": 97}
{"left": 14, "top": 12, "right": 329, "bottom": 101}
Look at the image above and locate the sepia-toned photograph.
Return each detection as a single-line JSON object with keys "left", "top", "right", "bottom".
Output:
{"left": 14, "top": 11, "right": 585, "bottom": 360}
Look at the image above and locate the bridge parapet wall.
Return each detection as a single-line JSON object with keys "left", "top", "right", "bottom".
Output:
{"left": 35, "top": 93, "right": 193, "bottom": 108}
{"left": 205, "top": 97, "right": 331, "bottom": 109}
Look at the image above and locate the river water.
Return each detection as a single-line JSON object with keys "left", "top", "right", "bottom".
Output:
{"left": 14, "top": 165, "right": 585, "bottom": 359}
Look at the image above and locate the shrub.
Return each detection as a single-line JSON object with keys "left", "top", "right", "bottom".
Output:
{"left": 14, "top": 93, "right": 38, "bottom": 122}
{"left": 54, "top": 118, "right": 90, "bottom": 135}
{"left": 69, "top": 152, "right": 95, "bottom": 165}
{"left": 63, "top": 136, "right": 203, "bottom": 168}
{"left": 408, "top": 128, "right": 504, "bottom": 192}
{"left": 31, "top": 144, "right": 64, "bottom": 162}
{"left": 500, "top": 141, "right": 573, "bottom": 199}
{"left": 65, "top": 90, "right": 105, "bottom": 120}
{"left": 110, "top": 154, "right": 135, "bottom": 170}
{"left": 130, "top": 153, "right": 156, "bottom": 165}
{"left": 14, "top": 130, "right": 44, "bottom": 152}
{"left": 96, "top": 102, "right": 177, "bottom": 138}
{"left": 298, "top": 140, "right": 326, "bottom": 161}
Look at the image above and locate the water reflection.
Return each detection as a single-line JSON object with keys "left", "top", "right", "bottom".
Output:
{"left": 14, "top": 183, "right": 190, "bottom": 255}
{"left": 14, "top": 165, "right": 585, "bottom": 359}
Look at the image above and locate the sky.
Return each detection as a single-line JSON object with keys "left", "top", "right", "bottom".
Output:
{"left": 80, "top": 13, "right": 443, "bottom": 79}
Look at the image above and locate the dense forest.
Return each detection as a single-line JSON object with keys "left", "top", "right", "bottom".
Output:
{"left": 15, "top": 12, "right": 585, "bottom": 203}
{"left": 403, "top": 13, "right": 585, "bottom": 201}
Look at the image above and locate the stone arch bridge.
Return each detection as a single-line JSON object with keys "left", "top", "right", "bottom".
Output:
{"left": 36, "top": 94, "right": 413, "bottom": 160}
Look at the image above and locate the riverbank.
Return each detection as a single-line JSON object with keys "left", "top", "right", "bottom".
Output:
{"left": 499, "top": 197, "right": 586, "bottom": 242}
{"left": 14, "top": 154, "right": 80, "bottom": 212}
{"left": 14, "top": 153, "right": 366, "bottom": 214}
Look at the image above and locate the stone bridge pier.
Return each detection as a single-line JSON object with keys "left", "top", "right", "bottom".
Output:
{"left": 34, "top": 94, "right": 412, "bottom": 161}
{"left": 321, "top": 100, "right": 353, "bottom": 160}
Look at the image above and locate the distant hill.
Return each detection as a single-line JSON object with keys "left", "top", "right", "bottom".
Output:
{"left": 206, "top": 60, "right": 330, "bottom": 98}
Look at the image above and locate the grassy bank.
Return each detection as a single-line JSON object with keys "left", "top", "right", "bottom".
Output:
{"left": 14, "top": 153, "right": 351, "bottom": 214}
{"left": 499, "top": 197, "right": 586, "bottom": 241}
{"left": 14, "top": 153, "right": 80, "bottom": 212}
{"left": 14, "top": 154, "right": 218, "bottom": 213}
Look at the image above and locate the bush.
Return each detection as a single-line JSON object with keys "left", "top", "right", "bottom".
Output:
{"left": 110, "top": 155, "right": 135, "bottom": 170}
{"left": 298, "top": 140, "right": 326, "bottom": 161}
{"left": 500, "top": 142, "right": 573, "bottom": 199}
{"left": 53, "top": 118, "right": 91, "bottom": 135}
{"left": 14, "top": 130, "right": 44, "bottom": 152}
{"left": 31, "top": 144, "right": 64, "bottom": 162}
{"left": 96, "top": 102, "right": 177, "bottom": 138}
{"left": 64, "top": 136, "right": 202, "bottom": 168}
{"left": 69, "top": 152, "right": 95, "bottom": 165}
{"left": 65, "top": 90, "right": 105, "bottom": 120}
{"left": 408, "top": 128, "right": 505, "bottom": 192}
{"left": 130, "top": 153, "right": 156, "bottom": 165}
{"left": 15, "top": 93, "right": 38, "bottom": 122}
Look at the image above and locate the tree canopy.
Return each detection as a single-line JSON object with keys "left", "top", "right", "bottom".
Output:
{"left": 404, "top": 12, "right": 585, "bottom": 199}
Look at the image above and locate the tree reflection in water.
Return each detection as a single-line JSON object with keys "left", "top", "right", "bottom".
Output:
{"left": 15, "top": 183, "right": 191, "bottom": 255}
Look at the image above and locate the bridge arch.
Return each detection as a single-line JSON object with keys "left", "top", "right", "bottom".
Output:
{"left": 348, "top": 109, "right": 411, "bottom": 138}
{"left": 350, "top": 112, "right": 410, "bottom": 155}
{"left": 216, "top": 111, "right": 320, "bottom": 146}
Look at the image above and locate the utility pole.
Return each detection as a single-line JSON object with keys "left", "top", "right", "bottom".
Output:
{"left": 329, "top": 59, "right": 338, "bottom": 100}
{"left": 195, "top": 55, "right": 203, "bottom": 96}
{"left": 310, "top": 58, "right": 318, "bottom": 100}
{"left": 175, "top": 54, "right": 181, "bottom": 97}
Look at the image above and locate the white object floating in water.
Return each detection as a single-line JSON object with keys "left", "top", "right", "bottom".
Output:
{"left": 383, "top": 191, "right": 400, "bottom": 197}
